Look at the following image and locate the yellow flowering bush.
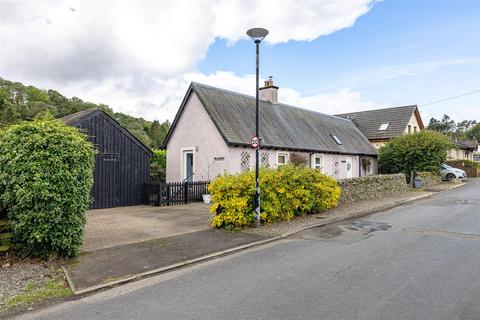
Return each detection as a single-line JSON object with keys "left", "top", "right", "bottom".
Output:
{"left": 209, "top": 165, "right": 341, "bottom": 229}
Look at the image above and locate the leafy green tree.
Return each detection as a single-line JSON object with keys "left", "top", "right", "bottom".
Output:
{"left": 427, "top": 114, "right": 478, "bottom": 141}
{"left": 0, "top": 119, "right": 94, "bottom": 257}
{"left": 427, "top": 114, "right": 456, "bottom": 134}
{"left": 456, "top": 120, "right": 477, "bottom": 134}
{"left": 0, "top": 87, "right": 20, "bottom": 125}
{"left": 0, "top": 77, "right": 171, "bottom": 148}
{"left": 150, "top": 149, "right": 167, "bottom": 182}
{"left": 379, "top": 130, "right": 452, "bottom": 182}
{"left": 148, "top": 120, "right": 170, "bottom": 148}
{"left": 467, "top": 123, "right": 480, "bottom": 141}
{"left": 26, "top": 86, "right": 49, "bottom": 103}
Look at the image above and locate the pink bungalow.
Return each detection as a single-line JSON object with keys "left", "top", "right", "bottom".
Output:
{"left": 164, "top": 80, "right": 378, "bottom": 182}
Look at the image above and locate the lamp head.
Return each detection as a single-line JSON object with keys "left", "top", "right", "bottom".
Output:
{"left": 246, "top": 28, "right": 269, "bottom": 43}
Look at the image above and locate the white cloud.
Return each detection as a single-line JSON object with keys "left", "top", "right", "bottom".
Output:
{"left": 57, "top": 71, "right": 375, "bottom": 121}
{"left": 279, "top": 87, "right": 375, "bottom": 114}
{"left": 0, "top": 0, "right": 376, "bottom": 120}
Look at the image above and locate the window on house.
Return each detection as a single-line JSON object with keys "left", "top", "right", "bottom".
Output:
{"left": 408, "top": 125, "right": 411, "bottom": 133}
{"left": 313, "top": 155, "right": 323, "bottom": 172}
{"left": 414, "top": 126, "right": 417, "bottom": 133}
{"left": 330, "top": 134, "right": 342, "bottom": 145}
{"left": 277, "top": 152, "right": 289, "bottom": 166}
{"left": 378, "top": 123, "right": 390, "bottom": 131}
{"left": 364, "top": 159, "right": 372, "bottom": 175}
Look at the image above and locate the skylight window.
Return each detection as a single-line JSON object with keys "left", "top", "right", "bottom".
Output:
{"left": 379, "top": 123, "right": 390, "bottom": 131}
{"left": 330, "top": 134, "right": 342, "bottom": 145}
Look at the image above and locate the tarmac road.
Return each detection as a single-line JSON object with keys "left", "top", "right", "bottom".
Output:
{"left": 14, "top": 181, "right": 480, "bottom": 320}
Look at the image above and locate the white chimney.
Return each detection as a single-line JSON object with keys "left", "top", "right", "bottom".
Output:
{"left": 259, "top": 76, "right": 278, "bottom": 104}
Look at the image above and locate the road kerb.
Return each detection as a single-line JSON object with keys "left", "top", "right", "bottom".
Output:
{"left": 63, "top": 236, "right": 282, "bottom": 296}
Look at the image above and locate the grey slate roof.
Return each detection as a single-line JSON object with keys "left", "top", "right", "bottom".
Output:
{"left": 165, "top": 82, "right": 377, "bottom": 156}
{"left": 453, "top": 140, "right": 478, "bottom": 150}
{"left": 335, "top": 105, "right": 422, "bottom": 141}
{"left": 59, "top": 108, "right": 152, "bottom": 155}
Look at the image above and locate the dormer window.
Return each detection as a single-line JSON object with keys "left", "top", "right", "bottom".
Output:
{"left": 379, "top": 123, "right": 390, "bottom": 131}
{"left": 330, "top": 134, "right": 342, "bottom": 145}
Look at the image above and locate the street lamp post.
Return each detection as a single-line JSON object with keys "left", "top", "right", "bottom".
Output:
{"left": 247, "top": 27, "right": 269, "bottom": 228}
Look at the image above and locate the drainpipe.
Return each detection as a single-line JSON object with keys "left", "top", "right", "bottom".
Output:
{"left": 359, "top": 156, "right": 362, "bottom": 177}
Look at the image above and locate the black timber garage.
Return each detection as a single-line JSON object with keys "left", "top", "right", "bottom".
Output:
{"left": 60, "top": 108, "right": 152, "bottom": 209}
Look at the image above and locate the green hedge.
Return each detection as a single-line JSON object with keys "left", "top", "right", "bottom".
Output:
{"left": 379, "top": 130, "right": 452, "bottom": 182}
{"left": 0, "top": 119, "right": 94, "bottom": 257}
{"left": 209, "top": 165, "right": 341, "bottom": 229}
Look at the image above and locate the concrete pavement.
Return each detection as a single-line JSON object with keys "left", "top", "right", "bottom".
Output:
{"left": 13, "top": 181, "right": 480, "bottom": 320}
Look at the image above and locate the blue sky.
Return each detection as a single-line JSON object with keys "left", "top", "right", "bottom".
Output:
{"left": 198, "top": 0, "right": 480, "bottom": 122}
{"left": 1, "top": 0, "right": 479, "bottom": 123}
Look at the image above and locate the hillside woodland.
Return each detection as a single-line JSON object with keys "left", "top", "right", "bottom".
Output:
{"left": 0, "top": 78, "right": 170, "bottom": 148}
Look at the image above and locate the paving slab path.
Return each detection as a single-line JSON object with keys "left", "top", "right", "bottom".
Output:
{"left": 82, "top": 203, "right": 212, "bottom": 251}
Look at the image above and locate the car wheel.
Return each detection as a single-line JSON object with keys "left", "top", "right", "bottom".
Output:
{"left": 446, "top": 173, "right": 455, "bottom": 181}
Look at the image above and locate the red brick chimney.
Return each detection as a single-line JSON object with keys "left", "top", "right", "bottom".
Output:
{"left": 259, "top": 76, "right": 278, "bottom": 104}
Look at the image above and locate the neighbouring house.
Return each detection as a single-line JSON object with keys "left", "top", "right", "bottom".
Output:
{"left": 60, "top": 108, "right": 152, "bottom": 209}
{"left": 335, "top": 105, "right": 424, "bottom": 149}
{"left": 163, "top": 80, "right": 378, "bottom": 183}
{"left": 447, "top": 139, "right": 478, "bottom": 161}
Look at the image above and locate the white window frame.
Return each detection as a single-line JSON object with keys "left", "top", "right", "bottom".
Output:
{"left": 181, "top": 147, "right": 195, "bottom": 181}
{"left": 276, "top": 151, "right": 289, "bottom": 167}
{"left": 379, "top": 123, "right": 390, "bottom": 131}
{"left": 312, "top": 154, "right": 324, "bottom": 173}
{"left": 330, "top": 134, "right": 342, "bottom": 145}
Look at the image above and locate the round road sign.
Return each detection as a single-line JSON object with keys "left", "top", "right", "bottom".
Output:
{"left": 251, "top": 136, "right": 259, "bottom": 149}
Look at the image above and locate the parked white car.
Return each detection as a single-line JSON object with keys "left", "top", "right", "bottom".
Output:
{"left": 441, "top": 164, "right": 466, "bottom": 181}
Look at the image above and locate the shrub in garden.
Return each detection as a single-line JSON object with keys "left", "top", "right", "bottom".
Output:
{"left": 379, "top": 130, "right": 452, "bottom": 182}
{"left": 0, "top": 119, "right": 94, "bottom": 257}
{"left": 209, "top": 165, "right": 341, "bottom": 229}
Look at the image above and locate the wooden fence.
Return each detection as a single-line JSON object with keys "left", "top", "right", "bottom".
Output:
{"left": 144, "top": 181, "right": 210, "bottom": 206}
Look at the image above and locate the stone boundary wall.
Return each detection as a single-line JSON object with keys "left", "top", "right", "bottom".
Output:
{"left": 338, "top": 173, "right": 407, "bottom": 203}
{"left": 414, "top": 171, "right": 442, "bottom": 187}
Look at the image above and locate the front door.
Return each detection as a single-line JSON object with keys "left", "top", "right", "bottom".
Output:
{"left": 346, "top": 156, "right": 353, "bottom": 179}
{"left": 183, "top": 151, "right": 194, "bottom": 182}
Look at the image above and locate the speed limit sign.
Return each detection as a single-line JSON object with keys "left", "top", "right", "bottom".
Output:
{"left": 251, "top": 136, "right": 259, "bottom": 149}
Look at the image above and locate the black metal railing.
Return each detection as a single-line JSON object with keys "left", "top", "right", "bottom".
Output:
{"left": 144, "top": 181, "right": 210, "bottom": 206}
